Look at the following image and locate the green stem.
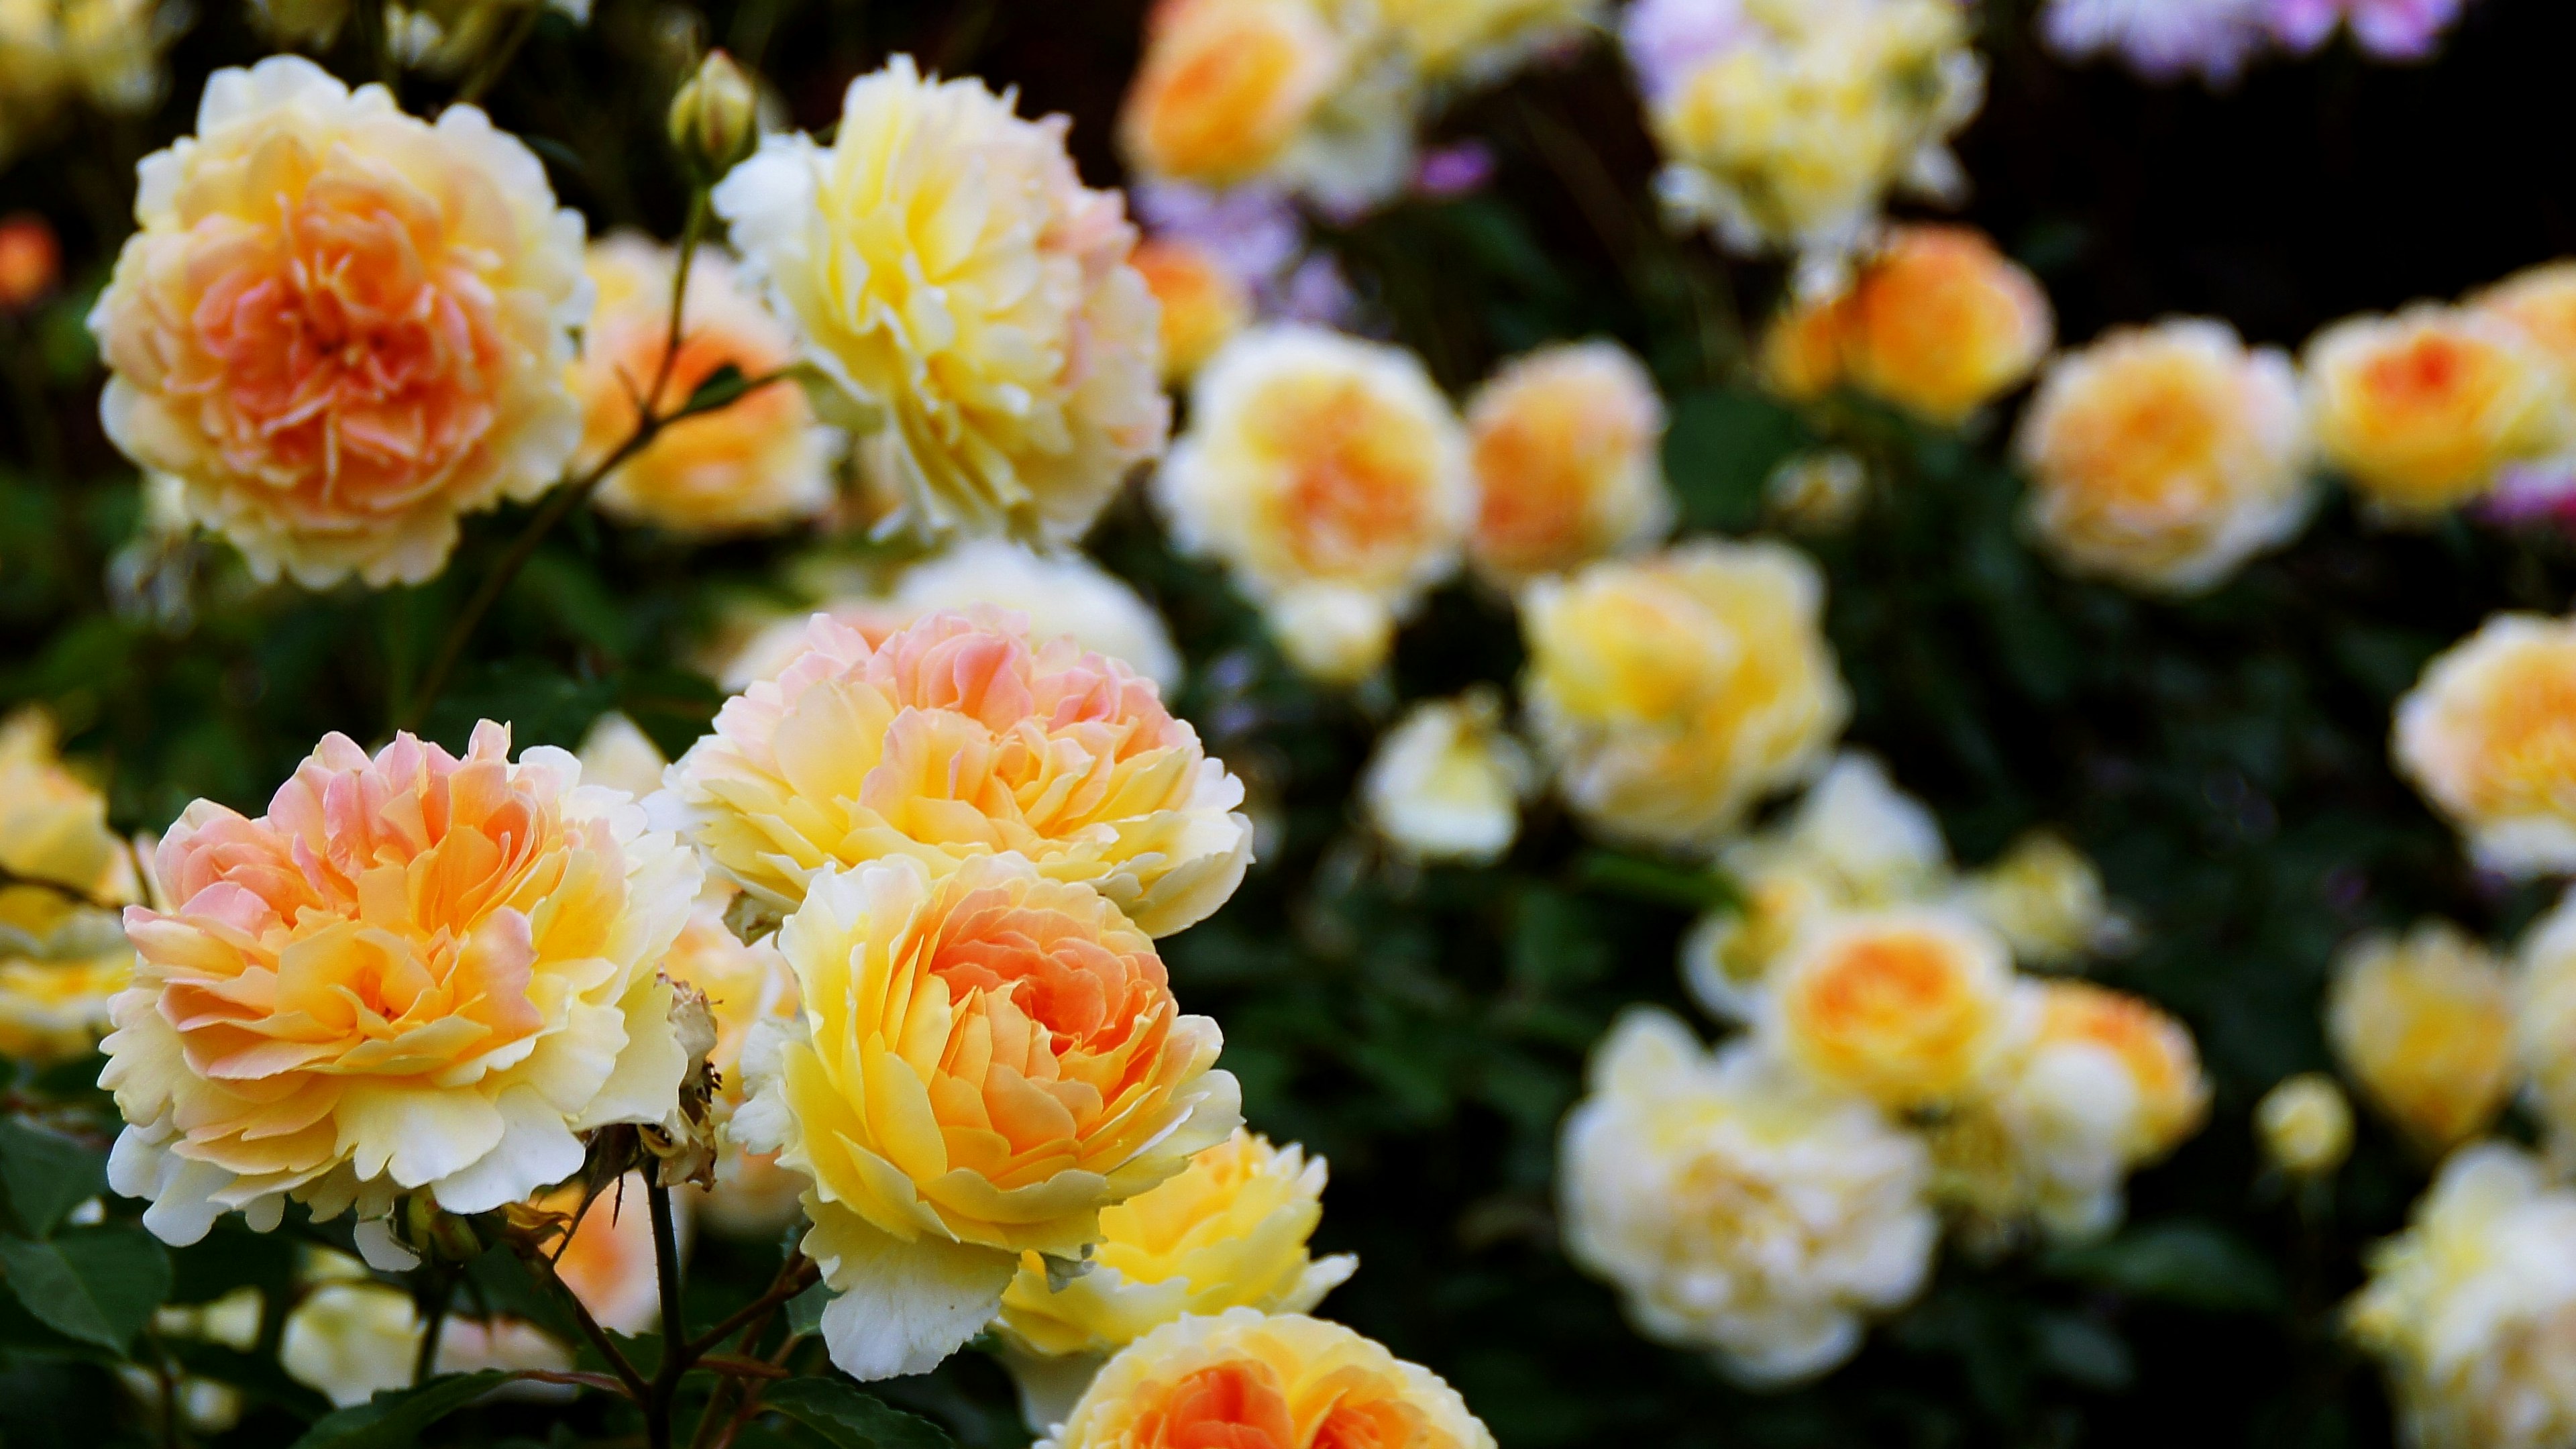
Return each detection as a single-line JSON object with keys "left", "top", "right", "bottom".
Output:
{"left": 645, "top": 1181, "right": 688, "bottom": 1449}
{"left": 412, "top": 1264, "right": 454, "bottom": 1385}
{"left": 651, "top": 192, "right": 710, "bottom": 415}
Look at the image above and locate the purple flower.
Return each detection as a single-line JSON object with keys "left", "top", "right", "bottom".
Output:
{"left": 1412, "top": 141, "right": 1497, "bottom": 200}
{"left": 2267, "top": 0, "right": 2465, "bottom": 60}
{"left": 2477, "top": 460, "right": 2576, "bottom": 529}
{"left": 1131, "top": 180, "right": 1357, "bottom": 329}
{"left": 1619, "top": 0, "right": 1751, "bottom": 104}
{"left": 2039, "top": 0, "right": 2275, "bottom": 84}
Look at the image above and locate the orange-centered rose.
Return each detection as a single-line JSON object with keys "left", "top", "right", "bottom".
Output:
{"left": 732, "top": 853, "right": 1240, "bottom": 1380}
{"left": 1464, "top": 341, "right": 1672, "bottom": 586}
{"left": 2395, "top": 612, "right": 2576, "bottom": 877}
{"left": 1120, "top": 0, "right": 1344, "bottom": 189}
{"left": 1764, "top": 908, "right": 2019, "bottom": 1109}
{"left": 89, "top": 56, "right": 589, "bottom": 588}
{"left": 665, "top": 610, "right": 1252, "bottom": 937}
{"left": 101, "top": 722, "right": 697, "bottom": 1266}
{"left": 2304, "top": 305, "right": 2565, "bottom": 515}
{"left": 1038, "top": 1309, "right": 1495, "bottom": 1449}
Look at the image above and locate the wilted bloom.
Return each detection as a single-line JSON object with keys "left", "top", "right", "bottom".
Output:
{"left": 1359, "top": 690, "right": 1533, "bottom": 865}
{"left": 1132, "top": 237, "right": 1254, "bottom": 383}
{"left": 1155, "top": 326, "right": 1473, "bottom": 684}
{"left": 720, "top": 541, "right": 1183, "bottom": 694}
{"left": 0, "top": 213, "right": 58, "bottom": 309}
{"left": 569, "top": 235, "right": 837, "bottom": 537}
{"left": 91, "top": 57, "right": 590, "bottom": 588}
{"left": 1764, "top": 225, "right": 2053, "bottom": 425}
{"left": 1764, "top": 450, "right": 1870, "bottom": 533}
{"left": 2326, "top": 922, "right": 2516, "bottom": 1154}
{"left": 2257, "top": 1073, "right": 2354, "bottom": 1178}
{"left": 2304, "top": 306, "right": 2564, "bottom": 517}
{"left": 1961, "top": 830, "right": 2125, "bottom": 967}
{"left": 2038, "top": 0, "right": 2277, "bottom": 85}
{"left": 1762, "top": 908, "right": 2020, "bottom": 1111}
{"left": 1629, "top": 0, "right": 1984, "bottom": 265}
{"left": 2394, "top": 612, "right": 2576, "bottom": 877}
{"left": 715, "top": 56, "right": 1169, "bottom": 545}
{"left": 1038, "top": 1309, "right": 1493, "bottom": 1449}
{"left": 2349, "top": 1143, "right": 2576, "bottom": 1449}
{"left": 664, "top": 610, "right": 1249, "bottom": 936}
{"left": 1464, "top": 341, "right": 1672, "bottom": 586}
{"left": 2270, "top": 0, "right": 2465, "bottom": 60}
{"left": 2016, "top": 318, "right": 2315, "bottom": 593}
{"left": 655, "top": 903, "right": 804, "bottom": 1238}
{"left": 1979, "top": 980, "right": 2208, "bottom": 1240}
{"left": 1380, "top": 0, "right": 1602, "bottom": 85}
{"left": 996, "top": 1130, "right": 1358, "bottom": 1429}
{"left": 101, "top": 722, "right": 698, "bottom": 1266}
{"left": 1560, "top": 1007, "right": 1935, "bottom": 1387}
{"left": 1521, "top": 540, "right": 1849, "bottom": 847}
{"left": 1682, "top": 752, "right": 1951, "bottom": 1021}
{"left": 733, "top": 853, "right": 1242, "bottom": 1380}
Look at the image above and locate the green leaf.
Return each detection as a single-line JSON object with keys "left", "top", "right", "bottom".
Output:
{"left": 782, "top": 1281, "right": 831, "bottom": 1342}
{"left": 0, "top": 1225, "right": 172, "bottom": 1352}
{"left": 1661, "top": 388, "right": 1809, "bottom": 533}
{"left": 0, "top": 1119, "right": 104, "bottom": 1238}
{"left": 682, "top": 362, "right": 753, "bottom": 415}
{"left": 284, "top": 1370, "right": 512, "bottom": 1449}
{"left": 2041, "top": 1220, "right": 2287, "bottom": 1314}
{"left": 763, "top": 1376, "right": 958, "bottom": 1449}
{"left": 1569, "top": 850, "right": 1735, "bottom": 913}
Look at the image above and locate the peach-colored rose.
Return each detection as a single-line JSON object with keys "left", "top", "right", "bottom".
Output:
{"left": 101, "top": 722, "right": 697, "bottom": 1265}
{"left": 89, "top": 56, "right": 589, "bottom": 588}
{"left": 733, "top": 853, "right": 1240, "bottom": 1380}
{"left": 1132, "top": 237, "right": 1253, "bottom": 384}
{"left": 665, "top": 610, "right": 1251, "bottom": 937}
{"left": 0, "top": 212, "right": 58, "bottom": 309}
{"left": 2396, "top": 612, "right": 2576, "bottom": 876}
{"left": 570, "top": 235, "right": 838, "bottom": 538}
{"left": 1120, "top": 0, "right": 1344, "bottom": 189}
{"left": 1764, "top": 908, "right": 2019, "bottom": 1110}
{"left": 2305, "top": 305, "right": 2565, "bottom": 515}
{"left": 1464, "top": 341, "right": 1672, "bottom": 586}
{"left": 1839, "top": 226, "right": 2054, "bottom": 425}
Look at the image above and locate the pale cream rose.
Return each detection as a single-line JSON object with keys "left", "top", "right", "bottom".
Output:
{"left": 995, "top": 1130, "right": 1358, "bottom": 1430}
{"left": 1521, "top": 539, "right": 1849, "bottom": 847}
{"left": 714, "top": 56, "right": 1169, "bottom": 545}
{"left": 1960, "top": 830, "right": 2124, "bottom": 968}
{"left": 123, "top": 1287, "right": 262, "bottom": 1433}
{"left": 1681, "top": 751, "right": 1950, "bottom": 1021}
{"left": 1381, "top": 0, "right": 1601, "bottom": 84}
{"left": 1762, "top": 907, "right": 2019, "bottom": 1110}
{"left": 1359, "top": 690, "right": 1533, "bottom": 865}
{"left": 1974, "top": 980, "right": 2206, "bottom": 1241}
{"left": 1560, "top": 1007, "right": 1935, "bottom": 1386}
{"left": 1134, "top": 237, "right": 1254, "bottom": 384}
{"left": 1835, "top": 225, "right": 2053, "bottom": 426}
{"left": 101, "top": 722, "right": 698, "bottom": 1267}
{"left": 280, "top": 1249, "right": 572, "bottom": 1406}
{"left": 1155, "top": 326, "right": 1473, "bottom": 685}
{"left": 2304, "top": 305, "right": 2565, "bottom": 516}
{"left": 663, "top": 610, "right": 1248, "bottom": 936}
{"left": 2327, "top": 922, "right": 2516, "bottom": 1155}
{"left": 2015, "top": 318, "right": 2316, "bottom": 594}
{"left": 1463, "top": 341, "right": 1672, "bottom": 587}
{"left": 1038, "top": 1308, "right": 1493, "bottom": 1449}
{"left": 2513, "top": 890, "right": 2576, "bottom": 1156}
{"left": 731, "top": 853, "right": 1241, "bottom": 1380}
{"left": 2349, "top": 1142, "right": 2576, "bottom": 1449}
{"left": 2257, "top": 1073, "right": 2353, "bottom": 1179}
{"left": 89, "top": 57, "right": 589, "bottom": 588}
{"left": 1643, "top": 0, "right": 1982, "bottom": 264}
{"left": 569, "top": 235, "right": 838, "bottom": 538}
{"left": 2394, "top": 613, "right": 2576, "bottom": 877}
{"left": 574, "top": 710, "right": 672, "bottom": 801}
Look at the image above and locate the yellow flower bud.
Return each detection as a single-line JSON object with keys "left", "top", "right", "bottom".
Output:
{"left": 669, "top": 49, "right": 760, "bottom": 180}
{"left": 2256, "top": 1073, "right": 2353, "bottom": 1179}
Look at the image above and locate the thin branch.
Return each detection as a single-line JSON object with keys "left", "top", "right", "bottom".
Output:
{"left": 515, "top": 1238, "right": 650, "bottom": 1402}
{"left": 683, "top": 1255, "right": 816, "bottom": 1360}
{"left": 686, "top": 1254, "right": 814, "bottom": 1449}
{"left": 451, "top": 1, "right": 543, "bottom": 109}
{"left": 644, "top": 1180, "right": 690, "bottom": 1449}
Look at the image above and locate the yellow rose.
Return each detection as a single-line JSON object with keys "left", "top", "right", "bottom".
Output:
{"left": 569, "top": 235, "right": 839, "bottom": 537}
{"left": 1521, "top": 539, "right": 1849, "bottom": 847}
{"left": 101, "top": 722, "right": 698, "bottom": 1266}
{"left": 1463, "top": 341, "right": 1672, "bottom": 586}
{"left": 1380, "top": 0, "right": 1601, "bottom": 83}
{"left": 1155, "top": 325, "right": 1473, "bottom": 684}
{"left": 2473, "top": 260, "right": 2576, "bottom": 396}
{"left": 2326, "top": 922, "right": 2515, "bottom": 1154}
{"left": 2014, "top": 318, "right": 2316, "bottom": 594}
{"left": 1559, "top": 1007, "right": 1935, "bottom": 1385}
{"left": 1960, "top": 830, "right": 2123, "bottom": 968}
{"left": 995, "top": 1130, "right": 1356, "bottom": 1428}
{"left": 1038, "top": 1309, "right": 1493, "bottom": 1449}
{"left": 1358, "top": 690, "right": 1534, "bottom": 866}
{"left": 89, "top": 57, "right": 589, "bottom": 588}
{"left": 733, "top": 853, "right": 1240, "bottom": 1379}
{"left": 1132, "top": 237, "right": 1253, "bottom": 384}
{"left": 1835, "top": 225, "right": 2053, "bottom": 425}
{"left": 2349, "top": 1143, "right": 2576, "bottom": 1449}
{"left": 665, "top": 610, "right": 1251, "bottom": 936}
{"left": 2255, "top": 1073, "right": 2353, "bottom": 1179}
{"left": 2020, "top": 980, "right": 2207, "bottom": 1166}
{"left": 714, "top": 56, "right": 1168, "bottom": 545}
{"left": 2304, "top": 305, "right": 2565, "bottom": 515}
{"left": 2394, "top": 612, "right": 2576, "bottom": 877}
{"left": 1763, "top": 908, "right": 2019, "bottom": 1110}
{"left": 1758, "top": 291, "right": 1851, "bottom": 403}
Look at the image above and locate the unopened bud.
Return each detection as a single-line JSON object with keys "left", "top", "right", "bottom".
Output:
{"left": 0, "top": 213, "right": 59, "bottom": 311}
{"left": 669, "top": 50, "right": 760, "bottom": 181}
{"left": 400, "top": 1189, "right": 484, "bottom": 1263}
{"left": 2257, "top": 1073, "right": 2354, "bottom": 1179}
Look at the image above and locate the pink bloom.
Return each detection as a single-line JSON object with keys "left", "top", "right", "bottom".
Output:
{"left": 2267, "top": 0, "right": 2465, "bottom": 60}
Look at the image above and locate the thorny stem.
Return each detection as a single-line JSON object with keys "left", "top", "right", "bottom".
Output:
{"left": 706, "top": 1315, "right": 809, "bottom": 1449}
{"left": 517, "top": 1236, "right": 651, "bottom": 1402}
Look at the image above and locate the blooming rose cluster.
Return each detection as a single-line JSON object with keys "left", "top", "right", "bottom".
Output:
{"left": 2037, "top": 0, "right": 2471, "bottom": 86}
{"left": 1621, "top": 0, "right": 1985, "bottom": 271}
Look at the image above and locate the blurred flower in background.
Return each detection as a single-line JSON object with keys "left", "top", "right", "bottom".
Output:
{"left": 1463, "top": 340, "right": 1672, "bottom": 588}
{"left": 2394, "top": 612, "right": 2576, "bottom": 877}
{"left": 1761, "top": 908, "right": 2021, "bottom": 1112}
{"left": 2038, "top": 0, "right": 2277, "bottom": 85}
{"left": 2304, "top": 305, "right": 2564, "bottom": 518}
{"left": 2255, "top": 1073, "right": 2355, "bottom": 1179}
{"left": 0, "top": 708, "right": 133, "bottom": 1063}
{"left": 2269, "top": 0, "right": 2467, "bottom": 60}
{"left": 1764, "top": 225, "right": 2053, "bottom": 425}
{"left": 1380, "top": 0, "right": 1601, "bottom": 87}
{"left": 2326, "top": 922, "right": 2516, "bottom": 1155}
{"left": 0, "top": 0, "right": 185, "bottom": 168}
{"left": 1360, "top": 688, "right": 1534, "bottom": 865}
